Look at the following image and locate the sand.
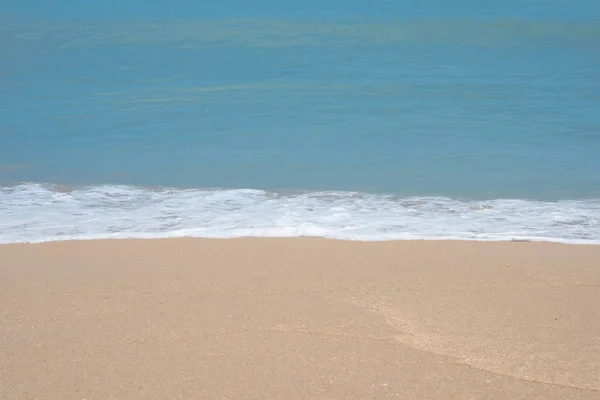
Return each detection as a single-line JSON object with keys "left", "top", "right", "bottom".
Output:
{"left": 1, "top": 238, "right": 599, "bottom": 399}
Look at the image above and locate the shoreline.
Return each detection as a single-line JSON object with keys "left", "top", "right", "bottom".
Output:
{"left": 2, "top": 238, "right": 599, "bottom": 399}
{"left": 4, "top": 236, "right": 600, "bottom": 246}
{"left": 3, "top": 183, "right": 600, "bottom": 245}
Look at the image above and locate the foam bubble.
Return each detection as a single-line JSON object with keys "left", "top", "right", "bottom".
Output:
{"left": 1, "top": 183, "right": 599, "bottom": 244}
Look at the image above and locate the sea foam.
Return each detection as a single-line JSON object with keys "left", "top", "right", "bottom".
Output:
{"left": 1, "top": 183, "right": 599, "bottom": 244}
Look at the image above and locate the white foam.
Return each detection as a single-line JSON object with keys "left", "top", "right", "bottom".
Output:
{"left": 1, "top": 183, "right": 599, "bottom": 244}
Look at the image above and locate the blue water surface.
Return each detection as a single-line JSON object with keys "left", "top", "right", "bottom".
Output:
{"left": 3, "top": 0, "right": 600, "bottom": 199}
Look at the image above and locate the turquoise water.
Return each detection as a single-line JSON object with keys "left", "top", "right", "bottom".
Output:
{"left": 1, "top": 1, "right": 600, "bottom": 243}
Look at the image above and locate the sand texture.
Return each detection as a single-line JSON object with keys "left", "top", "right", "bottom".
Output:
{"left": 1, "top": 238, "right": 599, "bottom": 399}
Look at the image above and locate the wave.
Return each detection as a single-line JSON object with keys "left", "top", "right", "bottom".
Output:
{"left": 1, "top": 183, "right": 599, "bottom": 244}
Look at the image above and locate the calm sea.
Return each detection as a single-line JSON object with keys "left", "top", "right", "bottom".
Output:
{"left": 1, "top": 0, "right": 600, "bottom": 243}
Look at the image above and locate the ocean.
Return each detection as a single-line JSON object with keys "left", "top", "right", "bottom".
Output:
{"left": 1, "top": 0, "right": 600, "bottom": 244}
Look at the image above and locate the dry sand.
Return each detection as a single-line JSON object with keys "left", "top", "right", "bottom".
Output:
{"left": 1, "top": 238, "right": 599, "bottom": 399}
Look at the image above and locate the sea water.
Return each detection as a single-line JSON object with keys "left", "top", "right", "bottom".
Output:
{"left": 1, "top": 0, "right": 600, "bottom": 244}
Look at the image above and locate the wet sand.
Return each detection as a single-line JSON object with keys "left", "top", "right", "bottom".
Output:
{"left": 1, "top": 238, "right": 599, "bottom": 399}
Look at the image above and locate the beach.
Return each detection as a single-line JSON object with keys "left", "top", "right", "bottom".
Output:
{"left": 3, "top": 0, "right": 600, "bottom": 398}
{"left": 1, "top": 238, "right": 599, "bottom": 399}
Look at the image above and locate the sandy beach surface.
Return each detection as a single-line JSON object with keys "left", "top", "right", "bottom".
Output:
{"left": 1, "top": 238, "right": 599, "bottom": 399}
